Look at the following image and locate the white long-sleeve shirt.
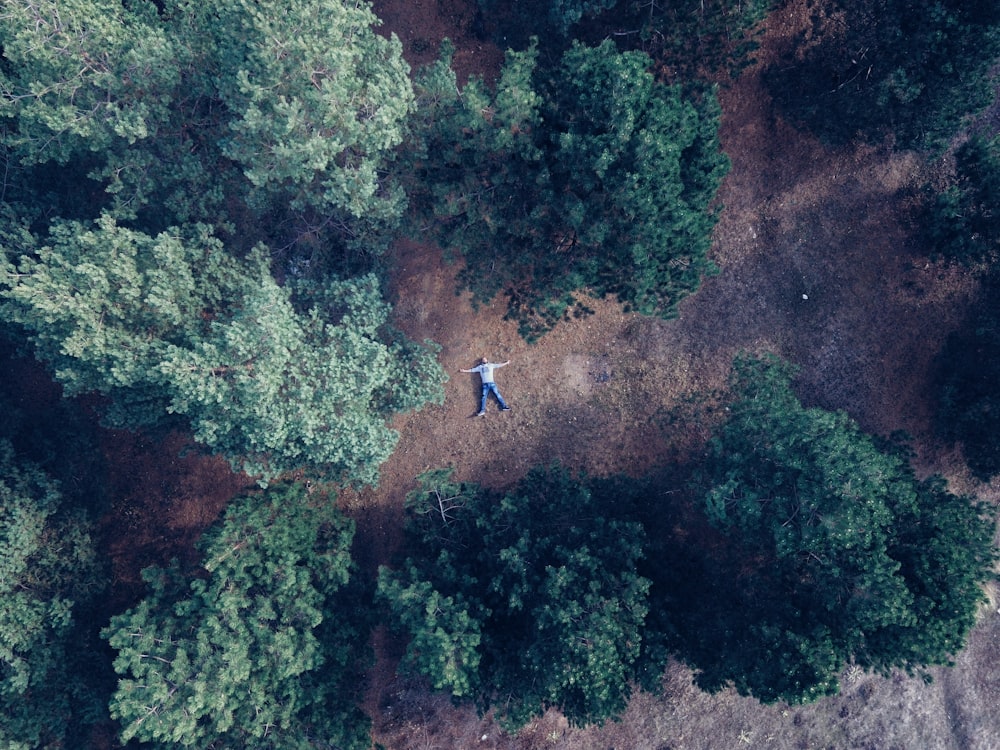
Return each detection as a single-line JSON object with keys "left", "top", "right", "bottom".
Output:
{"left": 465, "top": 361, "right": 507, "bottom": 384}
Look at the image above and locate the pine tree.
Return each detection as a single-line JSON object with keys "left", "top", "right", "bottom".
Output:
{"left": 378, "top": 466, "right": 651, "bottom": 729}
{"left": 0, "top": 0, "right": 439, "bottom": 484}
{"left": 0, "top": 440, "right": 102, "bottom": 750}
{"left": 927, "top": 135, "right": 1000, "bottom": 265}
{"left": 925, "top": 139, "right": 1000, "bottom": 477}
{"left": 202, "top": 0, "right": 414, "bottom": 218}
{"left": 935, "top": 272, "right": 1000, "bottom": 480}
{"left": 765, "top": 0, "right": 1000, "bottom": 149}
{"left": 0, "top": 0, "right": 177, "bottom": 166}
{"left": 104, "top": 482, "right": 372, "bottom": 749}
{"left": 675, "top": 354, "right": 997, "bottom": 704}
{"left": 1, "top": 216, "right": 445, "bottom": 484}
{"left": 406, "top": 39, "right": 729, "bottom": 340}
{"left": 475, "top": 0, "right": 618, "bottom": 37}
{"left": 0, "top": 0, "right": 415, "bottom": 258}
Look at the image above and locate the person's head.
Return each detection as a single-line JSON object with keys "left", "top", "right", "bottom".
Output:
{"left": 480, "top": 356, "right": 488, "bottom": 365}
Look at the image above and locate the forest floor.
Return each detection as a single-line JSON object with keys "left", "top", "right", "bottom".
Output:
{"left": 358, "top": 1, "right": 1000, "bottom": 749}
{"left": 54, "top": 0, "right": 1000, "bottom": 748}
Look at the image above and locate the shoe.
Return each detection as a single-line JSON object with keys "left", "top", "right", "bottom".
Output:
{"left": 477, "top": 411, "right": 486, "bottom": 417}
{"left": 500, "top": 406, "right": 511, "bottom": 412}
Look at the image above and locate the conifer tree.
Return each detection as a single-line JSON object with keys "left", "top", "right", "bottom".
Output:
{"left": 202, "top": 0, "right": 414, "bottom": 218}
{"left": 407, "top": 39, "right": 728, "bottom": 340}
{"left": 476, "top": 0, "right": 617, "bottom": 36}
{"left": 0, "top": 0, "right": 414, "bottom": 255}
{"left": 935, "top": 275, "right": 1000, "bottom": 481}
{"left": 0, "top": 0, "right": 436, "bottom": 484}
{"left": 0, "top": 440, "right": 102, "bottom": 750}
{"left": 378, "top": 466, "right": 651, "bottom": 729}
{"left": 765, "top": 0, "right": 1000, "bottom": 149}
{"left": 0, "top": 0, "right": 176, "bottom": 166}
{"left": 928, "top": 135, "right": 1000, "bottom": 265}
{"left": 675, "top": 354, "right": 997, "bottom": 704}
{"left": 104, "top": 482, "right": 371, "bottom": 749}
{"left": 926, "top": 137, "right": 1000, "bottom": 479}
{"left": 0, "top": 216, "right": 444, "bottom": 484}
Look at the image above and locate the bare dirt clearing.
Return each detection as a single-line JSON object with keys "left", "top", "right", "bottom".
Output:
{"left": 364, "top": 0, "right": 1000, "bottom": 748}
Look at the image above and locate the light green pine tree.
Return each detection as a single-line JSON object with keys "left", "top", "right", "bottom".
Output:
{"left": 104, "top": 482, "right": 372, "bottom": 749}
{"left": 1, "top": 215, "right": 445, "bottom": 484}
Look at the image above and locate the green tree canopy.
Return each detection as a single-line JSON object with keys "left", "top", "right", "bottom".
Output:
{"left": 922, "top": 138, "right": 1000, "bottom": 477}
{"left": 473, "top": 0, "right": 771, "bottom": 86}
{"left": 619, "top": 0, "right": 773, "bottom": 81}
{"left": 0, "top": 0, "right": 175, "bottom": 166}
{"left": 935, "top": 271, "right": 1000, "bottom": 480}
{"left": 924, "top": 135, "right": 1000, "bottom": 479}
{"left": 203, "top": 0, "right": 414, "bottom": 218}
{"left": 0, "top": 0, "right": 414, "bottom": 262}
{"left": 0, "top": 0, "right": 440, "bottom": 485}
{"left": 378, "top": 466, "right": 652, "bottom": 729}
{"left": 406, "top": 39, "right": 729, "bottom": 340}
{"left": 0, "top": 440, "right": 103, "bottom": 750}
{"left": 673, "top": 354, "right": 996, "bottom": 704}
{"left": 0, "top": 215, "right": 444, "bottom": 484}
{"left": 927, "top": 135, "right": 1000, "bottom": 265}
{"left": 764, "top": 0, "right": 1000, "bottom": 150}
{"left": 103, "top": 482, "right": 372, "bottom": 749}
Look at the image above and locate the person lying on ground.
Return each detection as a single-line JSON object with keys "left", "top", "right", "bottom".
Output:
{"left": 460, "top": 357, "right": 512, "bottom": 416}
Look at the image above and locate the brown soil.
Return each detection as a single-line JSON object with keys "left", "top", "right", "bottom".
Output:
{"left": 374, "top": 0, "right": 505, "bottom": 83}
{"left": 96, "top": 428, "right": 253, "bottom": 611}
{"left": 0, "top": 350, "right": 252, "bottom": 613}
{"left": 361, "top": 1, "right": 1000, "bottom": 749}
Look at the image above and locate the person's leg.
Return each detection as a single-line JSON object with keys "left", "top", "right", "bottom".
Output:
{"left": 490, "top": 383, "right": 509, "bottom": 410}
{"left": 479, "top": 383, "right": 489, "bottom": 415}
